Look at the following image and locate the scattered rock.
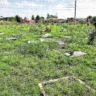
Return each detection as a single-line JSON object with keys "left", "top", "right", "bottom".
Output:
{"left": 42, "top": 34, "right": 52, "bottom": 38}
{"left": 0, "top": 32, "right": 4, "bottom": 35}
{"left": 28, "top": 40, "right": 35, "bottom": 44}
{"left": 65, "top": 53, "right": 71, "bottom": 56}
{"left": 39, "top": 38, "right": 46, "bottom": 42}
{"left": 57, "top": 41, "right": 66, "bottom": 45}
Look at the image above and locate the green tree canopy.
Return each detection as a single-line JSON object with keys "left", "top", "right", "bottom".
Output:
{"left": 31, "top": 15, "right": 35, "bottom": 20}
{"left": 15, "top": 15, "right": 22, "bottom": 23}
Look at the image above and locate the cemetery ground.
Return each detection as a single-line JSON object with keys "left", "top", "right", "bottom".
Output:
{"left": 0, "top": 23, "right": 96, "bottom": 96}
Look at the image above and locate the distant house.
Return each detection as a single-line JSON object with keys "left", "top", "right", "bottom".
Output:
{"left": 67, "top": 18, "right": 76, "bottom": 24}
{"left": 55, "top": 19, "right": 64, "bottom": 23}
{"left": 21, "top": 19, "right": 36, "bottom": 24}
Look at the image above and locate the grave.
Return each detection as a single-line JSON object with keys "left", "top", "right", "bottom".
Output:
{"left": 65, "top": 51, "right": 87, "bottom": 57}
{"left": 38, "top": 76, "right": 95, "bottom": 96}
{"left": 6, "top": 37, "right": 18, "bottom": 40}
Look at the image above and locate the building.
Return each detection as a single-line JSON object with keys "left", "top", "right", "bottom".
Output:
{"left": 21, "top": 19, "right": 36, "bottom": 24}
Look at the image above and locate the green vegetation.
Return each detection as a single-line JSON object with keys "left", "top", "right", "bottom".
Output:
{"left": 0, "top": 23, "right": 96, "bottom": 95}
{"left": 44, "top": 77, "right": 95, "bottom": 96}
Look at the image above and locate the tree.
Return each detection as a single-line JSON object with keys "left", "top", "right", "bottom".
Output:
{"left": 46, "top": 14, "right": 57, "bottom": 22}
{"left": 47, "top": 13, "right": 50, "bottom": 19}
{"left": 31, "top": 15, "right": 35, "bottom": 20}
{"left": 39, "top": 16, "right": 45, "bottom": 23}
{"left": 0, "top": 16, "right": 3, "bottom": 18}
{"left": 24, "top": 17, "right": 28, "bottom": 20}
{"left": 15, "top": 15, "right": 22, "bottom": 23}
{"left": 35, "top": 15, "right": 40, "bottom": 23}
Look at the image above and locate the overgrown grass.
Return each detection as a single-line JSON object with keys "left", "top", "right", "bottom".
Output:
{"left": 0, "top": 23, "right": 96, "bottom": 95}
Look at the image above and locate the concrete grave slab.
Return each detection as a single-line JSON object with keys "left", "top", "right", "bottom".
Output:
{"left": 65, "top": 51, "right": 87, "bottom": 57}
{"left": 71, "top": 51, "right": 87, "bottom": 57}
{"left": 6, "top": 37, "right": 18, "bottom": 40}
{"left": 38, "top": 76, "right": 95, "bottom": 96}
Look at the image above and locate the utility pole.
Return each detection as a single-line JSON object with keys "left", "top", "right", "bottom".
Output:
{"left": 74, "top": 0, "right": 77, "bottom": 19}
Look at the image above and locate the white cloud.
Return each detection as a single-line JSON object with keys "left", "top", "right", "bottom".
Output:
{"left": 53, "top": 0, "right": 96, "bottom": 18}
{"left": 47, "top": 0, "right": 56, "bottom": 3}
{"left": 14, "top": 1, "right": 44, "bottom": 8}
{"left": 0, "top": 0, "right": 96, "bottom": 19}
{"left": 54, "top": 4, "right": 74, "bottom": 18}
{"left": 0, "top": 0, "right": 10, "bottom": 5}
{"left": 56, "top": 4, "right": 65, "bottom": 9}
{"left": 76, "top": 0, "right": 96, "bottom": 17}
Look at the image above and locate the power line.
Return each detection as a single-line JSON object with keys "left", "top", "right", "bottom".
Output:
{"left": 74, "top": 0, "right": 77, "bottom": 19}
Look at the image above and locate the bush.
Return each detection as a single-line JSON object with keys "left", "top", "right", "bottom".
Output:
{"left": 19, "top": 42, "right": 48, "bottom": 58}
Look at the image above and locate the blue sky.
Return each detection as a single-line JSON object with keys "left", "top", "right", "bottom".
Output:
{"left": 0, "top": 0, "right": 96, "bottom": 19}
